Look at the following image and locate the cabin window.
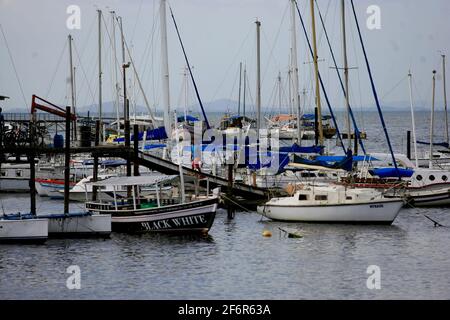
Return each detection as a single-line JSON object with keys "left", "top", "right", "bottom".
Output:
{"left": 318, "top": 173, "right": 327, "bottom": 177}
{"left": 416, "top": 175, "right": 423, "bottom": 181}
{"left": 429, "top": 175, "right": 435, "bottom": 181}
{"left": 442, "top": 175, "right": 448, "bottom": 181}
{"left": 15, "top": 170, "right": 23, "bottom": 177}
{"left": 298, "top": 194, "right": 308, "bottom": 201}
{"left": 315, "top": 195, "right": 328, "bottom": 201}
{"left": 346, "top": 196, "right": 353, "bottom": 200}
{"left": 0, "top": 171, "right": 6, "bottom": 177}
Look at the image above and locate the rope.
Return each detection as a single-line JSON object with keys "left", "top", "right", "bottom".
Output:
{"left": 220, "top": 194, "right": 250, "bottom": 213}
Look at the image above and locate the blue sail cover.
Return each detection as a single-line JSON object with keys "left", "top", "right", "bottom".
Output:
{"left": 293, "top": 149, "right": 354, "bottom": 171}
{"left": 369, "top": 168, "right": 414, "bottom": 178}
{"left": 115, "top": 126, "right": 168, "bottom": 143}
{"left": 279, "top": 143, "right": 324, "bottom": 154}
{"left": 301, "top": 114, "right": 332, "bottom": 121}
{"left": 178, "top": 115, "right": 199, "bottom": 122}
{"left": 245, "top": 150, "right": 290, "bottom": 173}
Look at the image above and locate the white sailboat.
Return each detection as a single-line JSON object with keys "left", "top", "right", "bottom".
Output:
{"left": 257, "top": 184, "right": 404, "bottom": 224}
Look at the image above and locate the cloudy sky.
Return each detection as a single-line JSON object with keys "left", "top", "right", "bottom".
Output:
{"left": 0, "top": 0, "right": 449, "bottom": 115}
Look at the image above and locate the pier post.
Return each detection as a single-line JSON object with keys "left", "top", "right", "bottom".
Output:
{"left": 227, "top": 163, "right": 235, "bottom": 219}
{"left": 64, "top": 106, "right": 71, "bottom": 214}
{"left": 29, "top": 123, "right": 36, "bottom": 216}
{"left": 133, "top": 124, "right": 139, "bottom": 176}
{"left": 92, "top": 120, "right": 100, "bottom": 201}
{"left": 407, "top": 130, "right": 411, "bottom": 160}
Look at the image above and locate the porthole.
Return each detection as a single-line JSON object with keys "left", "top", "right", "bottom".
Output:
{"left": 416, "top": 175, "right": 423, "bottom": 181}
{"left": 443, "top": 175, "right": 448, "bottom": 181}
{"left": 429, "top": 175, "right": 435, "bottom": 181}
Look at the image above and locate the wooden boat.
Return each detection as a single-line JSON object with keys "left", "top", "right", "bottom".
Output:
{"left": 85, "top": 175, "right": 219, "bottom": 234}
{"left": 257, "top": 183, "right": 403, "bottom": 224}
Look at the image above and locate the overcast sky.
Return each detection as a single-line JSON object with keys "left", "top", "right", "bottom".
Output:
{"left": 0, "top": 0, "right": 449, "bottom": 115}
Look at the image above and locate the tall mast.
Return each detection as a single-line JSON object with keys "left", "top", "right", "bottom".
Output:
{"left": 278, "top": 71, "right": 282, "bottom": 114}
{"left": 68, "top": 34, "right": 76, "bottom": 141}
{"left": 97, "top": 9, "right": 103, "bottom": 140}
{"left": 408, "top": 71, "right": 419, "bottom": 168}
{"left": 111, "top": 11, "right": 121, "bottom": 135}
{"left": 443, "top": 54, "right": 449, "bottom": 145}
{"left": 430, "top": 70, "right": 436, "bottom": 169}
{"left": 243, "top": 65, "right": 247, "bottom": 117}
{"left": 238, "top": 62, "right": 242, "bottom": 116}
{"left": 290, "top": 0, "right": 301, "bottom": 142}
{"left": 160, "top": 0, "right": 171, "bottom": 137}
{"left": 310, "top": 0, "right": 324, "bottom": 145}
{"left": 255, "top": 19, "right": 262, "bottom": 138}
{"left": 184, "top": 65, "right": 188, "bottom": 121}
{"left": 341, "top": 0, "right": 351, "bottom": 149}
{"left": 119, "top": 17, "right": 128, "bottom": 122}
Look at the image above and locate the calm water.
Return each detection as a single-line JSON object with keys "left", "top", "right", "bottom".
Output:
{"left": 1, "top": 111, "right": 450, "bottom": 299}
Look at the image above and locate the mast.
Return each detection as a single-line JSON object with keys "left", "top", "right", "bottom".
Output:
{"left": 430, "top": 70, "right": 436, "bottom": 169}
{"left": 243, "top": 65, "right": 247, "bottom": 117}
{"left": 238, "top": 62, "right": 242, "bottom": 116}
{"left": 341, "top": 0, "right": 351, "bottom": 149}
{"left": 408, "top": 71, "right": 419, "bottom": 168}
{"left": 97, "top": 9, "right": 103, "bottom": 141}
{"left": 111, "top": 11, "right": 121, "bottom": 135}
{"left": 278, "top": 71, "right": 282, "bottom": 114}
{"left": 310, "top": 0, "right": 324, "bottom": 145}
{"left": 68, "top": 34, "right": 76, "bottom": 141}
{"left": 184, "top": 65, "right": 188, "bottom": 121}
{"left": 255, "top": 19, "right": 262, "bottom": 138}
{"left": 443, "top": 54, "right": 449, "bottom": 145}
{"left": 290, "top": 0, "right": 301, "bottom": 142}
{"left": 160, "top": 0, "right": 171, "bottom": 137}
{"left": 174, "top": 111, "right": 185, "bottom": 203}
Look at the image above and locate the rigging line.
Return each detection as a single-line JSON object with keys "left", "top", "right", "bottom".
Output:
{"left": 380, "top": 74, "right": 408, "bottom": 101}
{"left": 118, "top": 20, "right": 157, "bottom": 123}
{"left": 169, "top": 5, "right": 210, "bottom": 129}
{"left": 350, "top": 0, "right": 400, "bottom": 178}
{"left": 72, "top": 42, "right": 97, "bottom": 106}
{"left": 45, "top": 39, "right": 68, "bottom": 99}
{"left": 210, "top": 26, "right": 253, "bottom": 103}
{"left": 0, "top": 24, "right": 28, "bottom": 107}
{"left": 294, "top": 1, "right": 345, "bottom": 152}
{"left": 314, "top": 0, "right": 366, "bottom": 154}
{"left": 130, "top": 0, "right": 144, "bottom": 44}
{"left": 260, "top": 1, "right": 289, "bottom": 85}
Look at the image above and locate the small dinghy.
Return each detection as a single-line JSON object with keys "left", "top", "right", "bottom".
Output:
{"left": 257, "top": 184, "right": 404, "bottom": 225}
{"left": 0, "top": 214, "right": 48, "bottom": 244}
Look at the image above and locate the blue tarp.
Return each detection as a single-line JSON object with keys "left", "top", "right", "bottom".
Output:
{"left": 293, "top": 149, "right": 354, "bottom": 172}
{"left": 301, "top": 114, "right": 332, "bottom": 121}
{"left": 279, "top": 143, "right": 324, "bottom": 154}
{"left": 144, "top": 144, "right": 167, "bottom": 150}
{"left": 369, "top": 167, "right": 414, "bottom": 178}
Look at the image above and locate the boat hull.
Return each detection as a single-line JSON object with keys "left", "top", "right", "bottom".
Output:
{"left": 88, "top": 198, "right": 218, "bottom": 234}
{"left": 257, "top": 200, "right": 403, "bottom": 224}
{"left": 41, "top": 213, "right": 112, "bottom": 237}
{"left": 0, "top": 218, "right": 48, "bottom": 243}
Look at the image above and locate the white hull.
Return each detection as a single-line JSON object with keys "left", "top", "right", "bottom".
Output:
{"left": 257, "top": 200, "right": 403, "bottom": 224}
{"left": 38, "top": 213, "right": 111, "bottom": 236}
{"left": 0, "top": 218, "right": 48, "bottom": 243}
